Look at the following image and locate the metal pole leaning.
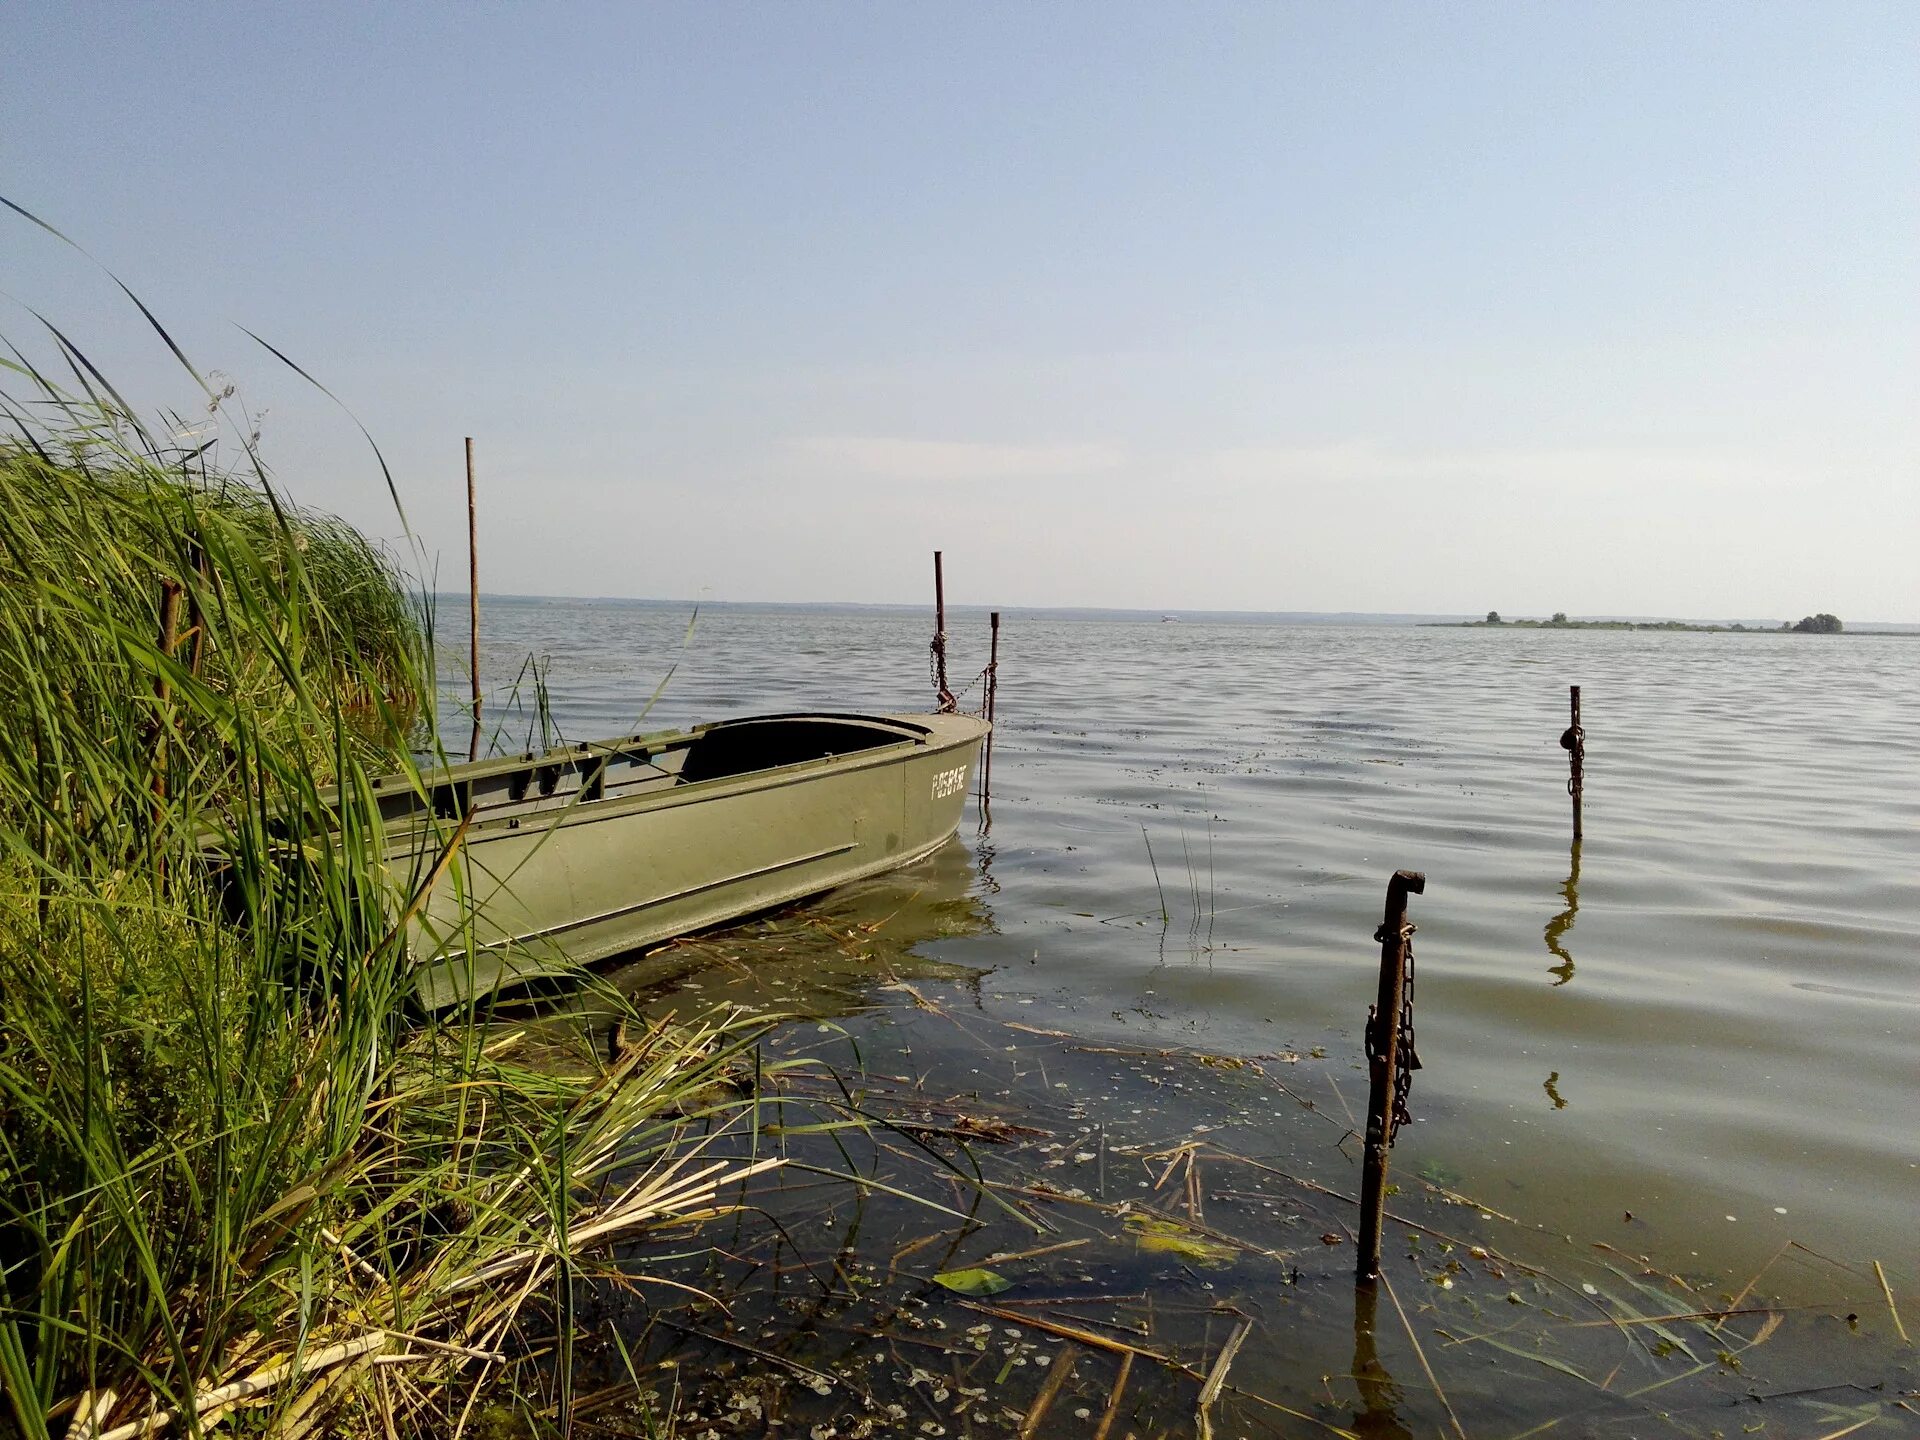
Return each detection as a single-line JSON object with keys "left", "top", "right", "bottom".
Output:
{"left": 1358, "top": 869, "right": 1425, "bottom": 1283}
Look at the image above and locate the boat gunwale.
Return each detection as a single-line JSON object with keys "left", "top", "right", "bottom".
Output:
{"left": 369, "top": 710, "right": 940, "bottom": 792}
{"left": 377, "top": 711, "right": 989, "bottom": 850}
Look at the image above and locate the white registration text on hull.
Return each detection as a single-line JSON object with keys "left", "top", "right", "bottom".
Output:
{"left": 930, "top": 765, "right": 968, "bottom": 799}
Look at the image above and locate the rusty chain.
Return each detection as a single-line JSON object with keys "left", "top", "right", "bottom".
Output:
{"left": 930, "top": 647, "right": 998, "bottom": 719}
{"left": 1365, "top": 917, "right": 1421, "bottom": 1142}
{"left": 955, "top": 667, "right": 996, "bottom": 715}
{"left": 1561, "top": 721, "right": 1585, "bottom": 797}
{"left": 928, "top": 633, "right": 957, "bottom": 713}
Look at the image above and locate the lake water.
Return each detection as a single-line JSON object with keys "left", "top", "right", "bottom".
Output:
{"left": 464, "top": 597, "right": 1917, "bottom": 1308}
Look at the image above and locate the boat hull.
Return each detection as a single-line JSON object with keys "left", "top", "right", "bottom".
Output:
{"left": 397, "top": 712, "right": 987, "bottom": 1008}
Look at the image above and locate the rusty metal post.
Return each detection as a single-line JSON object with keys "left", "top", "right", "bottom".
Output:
{"left": 931, "top": 550, "right": 956, "bottom": 713}
{"left": 1358, "top": 869, "right": 1425, "bottom": 1283}
{"left": 466, "top": 437, "right": 483, "bottom": 762}
{"left": 1562, "top": 685, "right": 1584, "bottom": 842}
{"left": 986, "top": 611, "right": 1000, "bottom": 722}
{"left": 979, "top": 610, "right": 1000, "bottom": 811}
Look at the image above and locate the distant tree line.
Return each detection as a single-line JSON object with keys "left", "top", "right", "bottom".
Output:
{"left": 1468, "top": 610, "right": 1847, "bottom": 634}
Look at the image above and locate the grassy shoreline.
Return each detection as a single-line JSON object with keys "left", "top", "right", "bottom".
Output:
{"left": 0, "top": 356, "right": 777, "bottom": 1437}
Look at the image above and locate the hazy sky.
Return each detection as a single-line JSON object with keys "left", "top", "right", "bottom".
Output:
{"left": 5, "top": 3, "right": 1916, "bottom": 618}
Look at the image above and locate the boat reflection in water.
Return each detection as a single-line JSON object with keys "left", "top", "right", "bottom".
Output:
{"left": 601, "top": 834, "right": 997, "bottom": 1024}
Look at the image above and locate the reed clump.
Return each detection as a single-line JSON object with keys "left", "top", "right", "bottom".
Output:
{"left": 0, "top": 368, "right": 770, "bottom": 1438}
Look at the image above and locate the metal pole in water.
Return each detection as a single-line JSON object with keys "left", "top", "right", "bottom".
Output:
{"left": 976, "top": 609, "right": 1000, "bottom": 830}
{"left": 983, "top": 609, "right": 1000, "bottom": 779}
{"left": 1562, "top": 685, "right": 1584, "bottom": 842}
{"left": 931, "top": 550, "right": 956, "bottom": 713}
{"left": 1358, "top": 869, "right": 1425, "bottom": 1283}
{"left": 986, "top": 611, "right": 1000, "bottom": 721}
{"left": 466, "top": 437, "right": 483, "bottom": 762}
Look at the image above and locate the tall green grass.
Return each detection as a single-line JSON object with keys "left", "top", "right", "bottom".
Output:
{"left": 0, "top": 336, "right": 768, "bottom": 1436}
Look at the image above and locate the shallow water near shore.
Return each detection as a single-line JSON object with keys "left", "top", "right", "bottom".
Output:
{"left": 468, "top": 599, "right": 1920, "bottom": 1305}
{"left": 575, "top": 946, "right": 1913, "bottom": 1438}
{"left": 456, "top": 601, "right": 1917, "bottom": 1316}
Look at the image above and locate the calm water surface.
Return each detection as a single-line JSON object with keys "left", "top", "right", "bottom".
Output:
{"left": 466, "top": 599, "right": 1918, "bottom": 1301}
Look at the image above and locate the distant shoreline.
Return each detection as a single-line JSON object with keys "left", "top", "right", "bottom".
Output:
{"left": 454, "top": 594, "right": 1920, "bottom": 633}
{"left": 1432, "top": 619, "right": 1919, "bottom": 637}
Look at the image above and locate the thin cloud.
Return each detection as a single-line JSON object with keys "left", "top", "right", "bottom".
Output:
{"left": 1185, "top": 441, "right": 1799, "bottom": 492}
{"left": 792, "top": 435, "right": 1129, "bottom": 482}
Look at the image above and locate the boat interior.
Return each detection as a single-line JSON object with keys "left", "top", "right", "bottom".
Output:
{"left": 369, "top": 714, "right": 924, "bottom": 832}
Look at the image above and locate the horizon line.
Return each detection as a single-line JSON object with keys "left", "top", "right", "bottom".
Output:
{"left": 431, "top": 592, "right": 1919, "bottom": 629}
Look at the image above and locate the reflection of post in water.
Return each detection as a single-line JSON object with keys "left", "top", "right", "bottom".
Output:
{"left": 1543, "top": 839, "right": 1581, "bottom": 986}
{"left": 1352, "top": 1283, "right": 1413, "bottom": 1440}
{"left": 975, "top": 839, "right": 1001, "bottom": 895}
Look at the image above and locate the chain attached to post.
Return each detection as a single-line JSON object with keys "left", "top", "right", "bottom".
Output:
{"left": 929, "top": 636, "right": 957, "bottom": 713}
{"left": 930, "top": 661, "right": 996, "bottom": 713}
{"left": 1561, "top": 684, "right": 1585, "bottom": 841}
{"left": 977, "top": 612, "right": 1001, "bottom": 829}
{"left": 931, "top": 550, "right": 957, "bottom": 713}
{"left": 1365, "top": 917, "right": 1420, "bottom": 1138}
{"left": 1358, "top": 869, "right": 1425, "bottom": 1283}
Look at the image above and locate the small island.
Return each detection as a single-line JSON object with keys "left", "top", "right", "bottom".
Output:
{"left": 1439, "top": 611, "right": 1851, "bottom": 634}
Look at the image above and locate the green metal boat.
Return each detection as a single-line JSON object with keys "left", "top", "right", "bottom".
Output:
{"left": 371, "top": 711, "right": 988, "bottom": 1008}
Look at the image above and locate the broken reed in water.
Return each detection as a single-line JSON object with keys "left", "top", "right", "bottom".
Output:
{"left": 0, "top": 352, "right": 778, "bottom": 1437}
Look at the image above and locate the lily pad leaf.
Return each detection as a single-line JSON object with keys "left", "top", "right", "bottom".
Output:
{"left": 934, "top": 1267, "right": 1013, "bottom": 1297}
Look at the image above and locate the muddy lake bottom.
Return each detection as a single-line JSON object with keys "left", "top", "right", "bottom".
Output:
{"left": 502, "top": 906, "right": 1916, "bottom": 1439}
